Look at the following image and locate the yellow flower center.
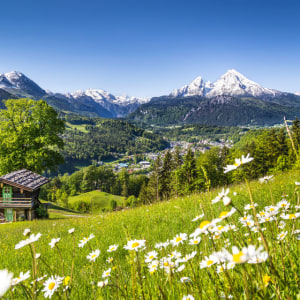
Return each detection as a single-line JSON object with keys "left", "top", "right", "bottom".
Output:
{"left": 281, "top": 204, "right": 286, "bottom": 207}
{"left": 164, "top": 262, "right": 169, "bottom": 267}
{"left": 48, "top": 282, "right": 56, "bottom": 290}
{"left": 246, "top": 222, "right": 251, "bottom": 226}
{"left": 233, "top": 252, "right": 244, "bottom": 263}
{"left": 149, "top": 255, "right": 154, "bottom": 259}
{"left": 207, "top": 260, "right": 214, "bottom": 266}
{"left": 132, "top": 242, "right": 140, "bottom": 248}
{"left": 260, "top": 212, "right": 265, "bottom": 216}
{"left": 280, "top": 234, "right": 285, "bottom": 238}
{"left": 199, "top": 220, "right": 210, "bottom": 229}
{"left": 91, "top": 254, "right": 97, "bottom": 259}
{"left": 219, "top": 267, "right": 224, "bottom": 272}
{"left": 234, "top": 162, "right": 239, "bottom": 167}
{"left": 111, "top": 247, "right": 115, "bottom": 250}
{"left": 269, "top": 208, "right": 275, "bottom": 211}
{"left": 175, "top": 237, "right": 182, "bottom": 243}
{"left": 217, "top": 226, "right": 224, "bottom": 231}
{"left": 193, "top": 240, "right": 198, "bottom": 244}
{"left": 289, "top": 214, "right": 296, "bottom": 219}
{"left": 219, "top": 212, "right": 228, "bottom": 218}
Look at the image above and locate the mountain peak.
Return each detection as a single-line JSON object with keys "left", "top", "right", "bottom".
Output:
{"left": 0, "top": 71, "right": 46, "bottom": 97}
{"left": 171, "top": 69, "right": 280, "bottom": 99}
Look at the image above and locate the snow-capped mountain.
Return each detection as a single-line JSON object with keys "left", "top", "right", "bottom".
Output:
{"left": 0, "top": 71, "right": 46, "bottom": 98}
{"left": 68, "top": 89, "right": 149, "bottom": 106}
{"left": 171, "top": 69, "right": 282, "bottom": 99}
{"left": 0, "top": 71, "right": 149, "bottom": 118}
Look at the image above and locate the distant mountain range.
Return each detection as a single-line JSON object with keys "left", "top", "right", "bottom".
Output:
{"left": 1, "top": 69, "right": 300, "bottom": 126}
{"left": 0, "top": 71, "right": 149, "bottom": 117}
{"left": 128, "top": 70, "right": 300, "bottom": 126}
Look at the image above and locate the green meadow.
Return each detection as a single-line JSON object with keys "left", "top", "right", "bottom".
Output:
{"left": 67, "top": 190, "right": 125, "bottom": 213}
{"left": 0, "top": 169, "right": 299, "bottom": 299}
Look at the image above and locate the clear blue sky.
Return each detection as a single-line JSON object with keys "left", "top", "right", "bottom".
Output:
{"left": 1, "top": 0, "right": 300, "bottom": 97}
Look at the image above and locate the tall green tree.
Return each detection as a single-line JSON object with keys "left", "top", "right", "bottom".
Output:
{"left": 160, "top": 150, "right": 173, "bottom": 199}
{"left": 0, "top": 99, "right": 65, "bottom": 174}
{"left": 146, "top": 156, "right": 162, "bottom": 202}
{"left": 178, "top": 148, "right": 197, "bottom": 194}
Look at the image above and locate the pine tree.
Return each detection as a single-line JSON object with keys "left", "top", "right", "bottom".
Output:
{"left": 292, "top": 117, "right": 300, "bottom": 150}
{"left": 178, "top": 148, "right": 197, "bottom": 194}
{"left": 160, "top": 150, "right": 173, "bottom": 200}
{"left": 146, "top": 156, "right": 162, "bottom": 202}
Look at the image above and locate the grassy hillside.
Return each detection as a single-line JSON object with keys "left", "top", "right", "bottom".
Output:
{"left": 68, "top": 190, "right": 125, "bottom": 213}
{"left": 0, "top": 169, "right": 299, "bottom": 299}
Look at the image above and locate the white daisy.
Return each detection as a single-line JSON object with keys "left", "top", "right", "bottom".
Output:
{"left": 0, "top": 269, "right": 13, "bottom": 296}
{"left": 102, "top": 268, "right": 111, "bottom": 278}
{"left": 12, "top": 271, "right": 30, "bottom": 286}
{"left": 199, "top": 254, "right": 218, "bottom": 268}
{"left": 124, "top": 239, "right": 146, "bottom": 251}
{"left": 192, "top": 213, "right": 204, "bottom": 222}
{"left": 277, "top": 231, "right": 288, "bottom": 240}
{"left": 180, "top": 277, "right": 191, "bottom": 283}
{"left": 42, "top": 275, "right": 63, "bottom": 299}
{"left": 189, "top": 237, "right": 201, "bottom": 245}
{"left": 145, "top": 251, "right": 158, "bottom": 263}
{"left": 78, "top": 234, "right": 95, "bottom": 248}
{"left": 107, "top": 244, "right": 118, "bottom": 252}
{"left": 97, "top": 279, "right": 108, "bottom": 288}
{"left": 281, "top": 213, "right": 300, "bottom": 220}
{"left": 259, "top": 175, "right": 274, "bottom": 184}
{"left": 87, "top": 249, "right": 100, "bottom": 262}
{"left": 49, "top": 238, "right": 60, "bottom": 249}
{"left": 15, "top": 233, "right": 42, "bottom": 250}
{"left": 23, "top": 229, "right": 31, "bottom": 236}
{"left": 182, "top": 295, "right": 194, "bottom": 300}
{"left": 170, "top": 233, "right": 188, "bottom": 246}
{"left": 212, "top": 188, "right": 231, "bottom": 206}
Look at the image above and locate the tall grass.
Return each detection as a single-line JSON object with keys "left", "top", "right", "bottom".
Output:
{"left": 0, "top": 169, "right": 299, "bottom": 299}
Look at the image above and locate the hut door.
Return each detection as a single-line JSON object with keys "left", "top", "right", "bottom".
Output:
{"left": 3, "top": 186, "right": 13, "bottom": 221}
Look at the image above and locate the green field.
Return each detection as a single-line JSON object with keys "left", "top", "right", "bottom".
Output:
{"left": 68, "top": 190, "right": 125, "bottom": 213}
{"left": 0, "top": 169, "right": 299, "bottom": 299}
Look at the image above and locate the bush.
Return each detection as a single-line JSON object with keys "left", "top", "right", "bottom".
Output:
{"left": 72, "top": 200, "right": 90, "bottom": 213}
{"left": 126, "top": 195, "right": 139, "bottom": 207}
{"left": 35, "top": 206, "right": 49, "bottom": 219}
{"left": 110, "top": 199, "right": 117, "bottom": 211}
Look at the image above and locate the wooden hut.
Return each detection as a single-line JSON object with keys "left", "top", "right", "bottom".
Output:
{"left": 0, "top": 169, "right": 49, "bottom": 222}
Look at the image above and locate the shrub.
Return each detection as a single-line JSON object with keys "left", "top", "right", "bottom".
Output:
{"left": 110, "top": 199, "right": 117, "bottom": 211}
{"left": 35, "top": 206, "right": 49, "bottom": 219}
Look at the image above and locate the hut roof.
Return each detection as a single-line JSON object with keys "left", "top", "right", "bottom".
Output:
{"left": 0, "top": 169, "right": 49, "bottom": 192}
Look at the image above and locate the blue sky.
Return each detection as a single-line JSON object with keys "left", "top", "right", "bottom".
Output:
{"left": 1, "top": 0, "right": 300, "bottom": 97}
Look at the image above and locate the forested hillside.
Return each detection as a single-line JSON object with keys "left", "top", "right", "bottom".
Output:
{"left": 128, "top": 95, "right": 300, "bottom": 126}
{"left": 58, "top": 115, "right": 169, "bottom": 172}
